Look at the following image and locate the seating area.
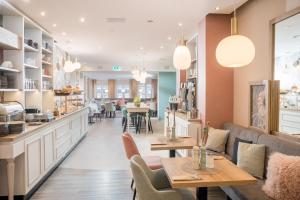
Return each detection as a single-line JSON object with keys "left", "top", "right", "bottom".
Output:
{"left": 0, "top": 1, "right": 299, "bottom": 200}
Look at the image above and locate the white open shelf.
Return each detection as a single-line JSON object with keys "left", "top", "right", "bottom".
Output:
{"left": 0, "top": 66, "right": 21, "bottom": 72}
{"left": 42, "top": 48, "right": 53, "bottom": 54}
{"left": 24, "top": 89, "right": 38, "bottom": 92}
{"left": 42, "top": 60, "right": 52, "bottom": 65}
{"left": 0, "top": 26, "right": 21, "bottom": 50}
{"left": 0, "top": 88, "right": 20, "bottom": 92}
{"left": 24, "top": 63, "right": 39, "bottom": 69}
{"left": 42, "top": 74, "right": 52, "bottom": 79}
{"left": 24, "top": 43, "right": 39, "bottom": 52}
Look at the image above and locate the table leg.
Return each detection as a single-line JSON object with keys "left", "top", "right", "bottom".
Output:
{"left": 196, "top": 187, "right": 208, "bottom": 200}
{"left": 169, "top": 150, "right": 176, "bottom": 158}
{"left": 127, "top": 112, "right": 130, "bottom": 133}
{"left": 7, "top": 159, "right": 15, "bottom": 200}
{"left": 146, "top": 111, "right": 149, "bottom": 134}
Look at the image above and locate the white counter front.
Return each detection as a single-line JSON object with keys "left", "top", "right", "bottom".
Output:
{"left": 164, "top": 111, "right": 201, "bottom": 157}
{"left": 0, "top": 107, "right": 89, "bottom": 200}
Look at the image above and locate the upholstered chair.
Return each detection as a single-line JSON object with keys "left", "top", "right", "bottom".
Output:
{"left": 130, "top": 155, "right": 195, "bottom": 200}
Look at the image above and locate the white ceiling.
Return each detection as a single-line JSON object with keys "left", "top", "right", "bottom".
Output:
{"left": 275, "top": 13, "right": 300, "bottom": 57}
{"left": 8, "top": 0, "right": 248, "bottom": 71}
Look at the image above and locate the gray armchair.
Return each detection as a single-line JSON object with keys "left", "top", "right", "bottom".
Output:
{"left": 130, "top": 155, "right": 195, "bottom": 200}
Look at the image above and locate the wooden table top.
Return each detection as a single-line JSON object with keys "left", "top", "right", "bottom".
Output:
{"left": 150, "top": 137, "right": 197, "bottom": 150}
{"left": 161, "top": 157, "right": 256, "bottom": 188}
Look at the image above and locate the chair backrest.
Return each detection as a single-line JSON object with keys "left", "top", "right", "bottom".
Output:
{"left": 130, "top": 157, "right": 160, "bottom": 200}
{"left": 122, "top": 133, "right": 140, "bottom": 159}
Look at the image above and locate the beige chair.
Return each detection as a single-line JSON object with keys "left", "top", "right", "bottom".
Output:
{"left": 130, "top": 155, "right": 195, "bottom": 200}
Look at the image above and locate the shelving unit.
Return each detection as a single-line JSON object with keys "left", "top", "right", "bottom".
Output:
{"left": 0, "top": 0, "right": 55, "bottom": 112}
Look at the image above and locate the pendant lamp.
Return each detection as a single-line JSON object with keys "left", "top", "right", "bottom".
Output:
{"left": 64, "top": 55, "right": 74, "bottom": 72}
{"left": 216, "top": 10, "right": 255, "bottom": 67}
{"left": 73, "top": 57, "right": 81, "bottom": 70}
{"left": 173, "top": 35, "right": 191, "bottom": 70}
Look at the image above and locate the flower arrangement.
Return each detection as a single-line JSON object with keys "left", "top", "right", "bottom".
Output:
{"left": 133, "top": 96, "right": 141, "bottom": 107}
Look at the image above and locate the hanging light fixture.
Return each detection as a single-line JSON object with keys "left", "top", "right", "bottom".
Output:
{"left": 173, "top": 34, "right": 191, "bottom": 70}
{"left": 73, "top": 57, "right": 81, "bottom": 70}
{"left": 64, "top": 55, "right": 74, "bottom": 73}
{"left": 216, "top": 9, "right": 255, "bottom": 68}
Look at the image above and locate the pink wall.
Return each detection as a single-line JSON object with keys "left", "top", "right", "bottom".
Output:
{"left": 198, "top": 14, "right": 233, "bottom": 128}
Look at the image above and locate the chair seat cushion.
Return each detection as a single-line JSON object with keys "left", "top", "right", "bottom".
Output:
{"left": 143, "top": 155, "right": 162, "bottom": 170}
{"left": 221, "top": 180, "right": 273, "bottom": 200}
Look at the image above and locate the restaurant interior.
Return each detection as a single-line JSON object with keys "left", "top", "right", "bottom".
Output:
{"left": 0, "top": 0, "right": 299, "bottom": 200}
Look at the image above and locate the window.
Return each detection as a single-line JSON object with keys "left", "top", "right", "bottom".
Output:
{"left": 96, "top": 80, "right": 108, "bottom": 98}
{"left": 116, "top": 80, "right": 130, "bottom": 98}
{"left": 138, "top": 79, "right": 152, "bottom": 99}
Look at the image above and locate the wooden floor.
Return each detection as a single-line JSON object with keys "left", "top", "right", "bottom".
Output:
{"left": 30, "top": 168, "right": 226, "bottom": 200}
{"left": 30, "top": 119, "right": 227, "bottom": 200}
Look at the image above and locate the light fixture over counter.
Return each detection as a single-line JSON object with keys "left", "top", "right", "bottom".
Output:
{"left": 173, "top": 34, "right": 191, "bottom": 70}
{"left": 216, "top": 9, "right": 255, "bottom": 68}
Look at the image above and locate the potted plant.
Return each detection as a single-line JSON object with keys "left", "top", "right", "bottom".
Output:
{"left": 134, "top": 96, "right": 141, "bottom": 107}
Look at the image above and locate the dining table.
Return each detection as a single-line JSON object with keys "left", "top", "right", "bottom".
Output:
{"left": 126, "top": 104, "right": 150, "bottom": 134}
{"left": 150, "top": 136, "right": 197, "bottom": 157}
{"left": 161, "top": 157, "right": 257, "bottom": 200}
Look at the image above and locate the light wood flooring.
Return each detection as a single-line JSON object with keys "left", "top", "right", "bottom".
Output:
{"left": 30, "top": 118, "right": 227, "bottom": 200}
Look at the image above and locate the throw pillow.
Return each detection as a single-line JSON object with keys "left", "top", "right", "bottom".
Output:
{"left": 237, "top": 142, "right": 265, "bottom": 179}
{"left": 262, "top": 153, "right": 300, "bottom": 200}
{"left": 205, "top": 128, "right": 229, "bottom": 153}
{"left": 232, "top": 138, "right": 253, "bottom": 164}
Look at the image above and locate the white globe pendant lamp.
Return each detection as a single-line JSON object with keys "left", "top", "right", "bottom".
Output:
{"left": 173, "top": 35, "right": 191, "bottom": 70}
{"left": 216, "top": 10, "right": 255, "bottom": 68}
{"left": 64, "top": 55, "right": 74, "bottom": 73}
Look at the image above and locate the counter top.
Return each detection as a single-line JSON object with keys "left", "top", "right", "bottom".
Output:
{"left": 167, "top": 111, "right": 201, "bottom": 123}
{"left": 0, "top": 107, "right": 88, "bottom": 143}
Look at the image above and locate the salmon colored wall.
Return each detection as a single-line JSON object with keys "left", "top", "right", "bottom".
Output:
{"left": 179, "top": 70, "right": 186, "bottom": 84}
{"left": 197, "top": 14, "right": 233, "bottom": 128}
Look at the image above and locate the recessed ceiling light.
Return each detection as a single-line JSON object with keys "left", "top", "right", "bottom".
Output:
{"left": 178, "top": 23, "right": 183, "bottom": 27}
{"left": 147, "top": 20, "right": 154, "bottom": 23}
{"left": 215, "top": 6, "right": 220, "bottom": 11}
{"left": 160, "top": 45, "right": 164, "bottom": 49}
{"left": 167, "top": 36, "right": 172, "bottom": 40}
{"left": 52, "top": 23, "right": 57, "bottom": 27}
{"left": 62, "top": 32, "right": 66, "bottom": 36}
{"left": 140, "top": 46, "right": 144, "bottom": 50}
{"left": 79, "top": 17, "right": 85, "bottom": 23}
{"left": 40, "top": 11, "right": 46, "bottom": 16}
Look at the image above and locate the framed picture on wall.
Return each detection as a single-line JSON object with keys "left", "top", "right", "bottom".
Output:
{"left": 249, "top": 80, "right": 280, "bottom": 134}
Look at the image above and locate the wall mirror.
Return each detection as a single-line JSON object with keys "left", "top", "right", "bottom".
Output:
{"left": 272, "top": 7, "right": 300, "bottom": 139}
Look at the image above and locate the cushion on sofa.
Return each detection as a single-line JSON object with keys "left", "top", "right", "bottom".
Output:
{"left": 237, "top": 143, "right": 265, "bottom": 179}
{"left": 262, "top": 152, "right": 300, "bottom": 200}
{"left": 221, "top": 180, "right": 273, "bottom": 200}
{"left": 232, "top": 137, "right": 253, "bottom": 164}
{"left": 205, "top": 128, "right": 229, "bottom": 153}
{"left": 223, "top": 123, "right": 263, "bottom": 158}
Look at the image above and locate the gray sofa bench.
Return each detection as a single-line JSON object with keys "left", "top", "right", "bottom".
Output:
{"left": 218, "top": 123, "right": 300, "bottom": 200}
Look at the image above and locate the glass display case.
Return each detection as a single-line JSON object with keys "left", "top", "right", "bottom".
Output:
{"left": 54, "top": 93, "right": 85, "bottom": 114}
